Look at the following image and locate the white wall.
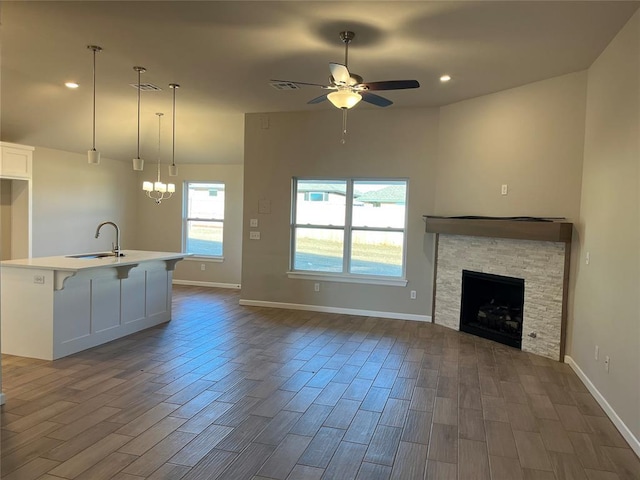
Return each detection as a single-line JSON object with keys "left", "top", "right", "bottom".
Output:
{"left": 572, "top": 10, "right": 640, "bottom": 446}
{"left": 31, "top": 147, "right": 138, "bottom": 256}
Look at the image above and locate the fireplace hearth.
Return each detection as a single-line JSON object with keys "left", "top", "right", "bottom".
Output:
{"left": 460, "top": 270, "right": 524, "bottom": 349}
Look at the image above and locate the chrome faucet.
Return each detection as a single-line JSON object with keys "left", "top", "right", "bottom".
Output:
{"left": 95, "top": 221, "right": 121, "bottom": 257}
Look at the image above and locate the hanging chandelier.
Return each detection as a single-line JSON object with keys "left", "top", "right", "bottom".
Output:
{"left": 142, "top": 113, "right": 175, "bottom": 204}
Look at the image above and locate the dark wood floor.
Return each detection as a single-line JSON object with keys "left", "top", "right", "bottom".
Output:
{"left": 1, "top": 286, "right": 638, "bottom": 480}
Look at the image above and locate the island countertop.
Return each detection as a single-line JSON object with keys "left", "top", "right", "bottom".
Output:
{"left": 1, "top": 250, "right": 189, "bottom": 272}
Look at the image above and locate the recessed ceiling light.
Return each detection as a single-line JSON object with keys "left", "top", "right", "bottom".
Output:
{"left": 440, "top": 75, "right": 451, "bottom": 83}
{"left": 65, "top": 82, "right": 79, "bottom": 89}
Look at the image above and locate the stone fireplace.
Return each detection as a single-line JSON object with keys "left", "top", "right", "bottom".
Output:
{"left": 425, "top": 217, "right": 572, "bottom": 360}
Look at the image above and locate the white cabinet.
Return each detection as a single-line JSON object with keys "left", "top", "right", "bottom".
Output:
{"left": 0, "top": 142, "right": 33, "bottom": 260}
{"left": 0, "top": 142, "right": 33, "bottom": 179}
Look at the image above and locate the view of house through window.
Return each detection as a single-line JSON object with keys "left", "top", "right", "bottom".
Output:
{"left": 292, "top": 178, "right": 408, "bottom": 277}
{"left": 184, "top": 182, "right": 225, "bottom": 257}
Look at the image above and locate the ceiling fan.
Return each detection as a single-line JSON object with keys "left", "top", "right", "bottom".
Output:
{"left": 271, "top": 31, "right": 420, "bottom": 110}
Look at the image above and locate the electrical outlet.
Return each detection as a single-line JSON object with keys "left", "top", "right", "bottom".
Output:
{"left": 314, "top": 283, "right": 320, "bottom": 292}
{"left": 594, "top": 345, "right": 599, "bottom": 361}
{"left": 604, "top": 355, "right": 610, "bottom": 373}
{"left": 249, "top": 231, "right": 261, "bottom": 240}
{"left": 501, "top": 184, "right": 508, "bottom": 195}
{"left": 200, "top": 263, "right": 206, "bottom": 271}
{"left": 410, "top": 290, "right": 417, "bottom": 299}
{"left": 250, "top": 218, "right": 258, "bottom": 228}
{"left": 33, "top": 274, "right": 45, "bottom": 284}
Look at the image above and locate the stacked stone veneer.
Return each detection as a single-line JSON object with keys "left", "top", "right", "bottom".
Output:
{"left": 434, "top": 234, "right": 566, "bottom": 360}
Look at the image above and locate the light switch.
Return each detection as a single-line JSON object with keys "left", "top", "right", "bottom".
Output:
{"left": 249, "top": 231, "right": 261, "bottom": 240}
{"left": 250, "top": 218, "right": 258, "bottom": 228}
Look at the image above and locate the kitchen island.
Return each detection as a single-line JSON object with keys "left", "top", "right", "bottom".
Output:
{"left": 1, "top": 250, "right": 188, "bottom": 360}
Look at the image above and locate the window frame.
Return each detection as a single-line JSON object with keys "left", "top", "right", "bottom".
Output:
{"left": 182, "top": 181, "right": 225, "bottom": 259}
{"left": 288, "top": 177, "right": 409, "bottom": 286}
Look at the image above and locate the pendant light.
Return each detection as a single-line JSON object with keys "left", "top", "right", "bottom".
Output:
{"left": 142, "top": 113, "right": 175, "bottom": 204}
{"left": 132, "top": 66, "right": 146, "bottom": 171}
{"left": 168, "top": 83, "right": 180, "bottom": 176}
{"left": 87, "top": 45, "right": 102, "bottom": 164}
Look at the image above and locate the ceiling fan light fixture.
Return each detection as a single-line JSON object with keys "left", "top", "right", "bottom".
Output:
{"left": 328, "top": 90, "right": 362, "bottom": 109}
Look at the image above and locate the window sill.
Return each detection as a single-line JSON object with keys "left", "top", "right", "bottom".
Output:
{"left": 287, "top": 271, "right": 408, "bottom": 287}
{"left": 184, "top": 256, "right": 224, "bottom": 263}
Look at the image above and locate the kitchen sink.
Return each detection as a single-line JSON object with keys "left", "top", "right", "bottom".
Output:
{"left": 66, "top": 252, "right": 125, "bottom": 259}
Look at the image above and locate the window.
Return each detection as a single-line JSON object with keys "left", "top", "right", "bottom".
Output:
{"left": 183, "top": 182, "right": 225, "bottom": 257}
{"left": 291, "top": 178, "right": 408, "bottom": 279}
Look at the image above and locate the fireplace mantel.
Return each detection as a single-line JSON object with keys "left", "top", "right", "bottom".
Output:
{"left": 423, "top": 216, "right": 572, "bottom": 243}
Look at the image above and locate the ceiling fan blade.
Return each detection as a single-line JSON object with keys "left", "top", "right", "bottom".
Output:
{"left": 329, "top": 63, "right": 351, "bottom": 85}
{"left": 361, "top": 92, "right": 393, "bottom": 107}
{"left": 307, "top": 93, "right": 329, "bottom": 104}
{"left": 270, "top": 79, "right": 328, "bottom": 88}
{"left": 361, "top": 80, "right": 420, "bottom": 91}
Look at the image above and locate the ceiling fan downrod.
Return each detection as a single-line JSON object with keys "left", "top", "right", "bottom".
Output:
{"left": 339, "top": 31, "right": 355, "bottom": 68}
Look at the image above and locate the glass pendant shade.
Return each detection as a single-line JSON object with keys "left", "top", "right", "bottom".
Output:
{"left": 168, "top": 165, "right": 178, "bottom": 176}
{"left": 328, "top": 90, "right": 362, "bottom": 109}
{"left": 133, "top": 157, "right": 144, "bottom": 171}
{"left": 88, "top": 149, "right": 100, "bottom": 165}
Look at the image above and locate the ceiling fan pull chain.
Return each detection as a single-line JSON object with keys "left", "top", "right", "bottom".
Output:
{"left": 341, "top": 108, "right": 348, "bottom": 144}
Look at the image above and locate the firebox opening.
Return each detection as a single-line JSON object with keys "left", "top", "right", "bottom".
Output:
{"left": 460, "top": 270, "right": 524, "bottom": 349}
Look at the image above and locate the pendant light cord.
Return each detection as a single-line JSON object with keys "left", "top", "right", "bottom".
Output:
{"left": 92, "top": 49, "right": 96, "bottom": 150}
{"left": 137, "top": 69, "right": 141, "bottom": 159}
{"left": 87, "top": 45, "right": 102, "bottom": 152}
{"left": 156, "top": 113, "right": 162, "bottom": 183}
{"left": 171, "top": 86, "right": 176, "bottom": 167}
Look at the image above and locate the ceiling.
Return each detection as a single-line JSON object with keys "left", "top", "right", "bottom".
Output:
{"left": 1, "top": 1, "right": 638, "bottom": 165}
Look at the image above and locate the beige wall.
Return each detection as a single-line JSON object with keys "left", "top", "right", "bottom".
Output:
{"left": 573, "top": 11, "right": 640, "bottom": 442}
{"left": 436, "top": 71, "right": 587, "bottom": 221}
{"left": 135, "top": 163, "right": 243, "bottom": 286}
{"left": 13, "top": 147, "right": 243, "bottom": 284}
{"left": 242, "top": 108, "right": 439, "bottom": 316}
{"left": 435, "top": 71, "right": 589, "bottom": 377}
{"left": 31, "top": 148, "right": 138, "bottom": 257}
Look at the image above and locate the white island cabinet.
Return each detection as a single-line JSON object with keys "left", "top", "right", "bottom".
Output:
{"left": 1, "top": 250, "right": 188, "bottom": 360}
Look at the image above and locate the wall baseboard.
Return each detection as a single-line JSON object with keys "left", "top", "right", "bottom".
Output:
{"left": 564, "top": 355, "right": 640, "bottom": 457}
{"left": 238, "top": 299, "right": 432, "bottom": 323}
{"left": 0, "top": 393, "right": 5, "bottom": 406}
{"left": 173, "top": 280, "right": 241, "bottom": 290}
